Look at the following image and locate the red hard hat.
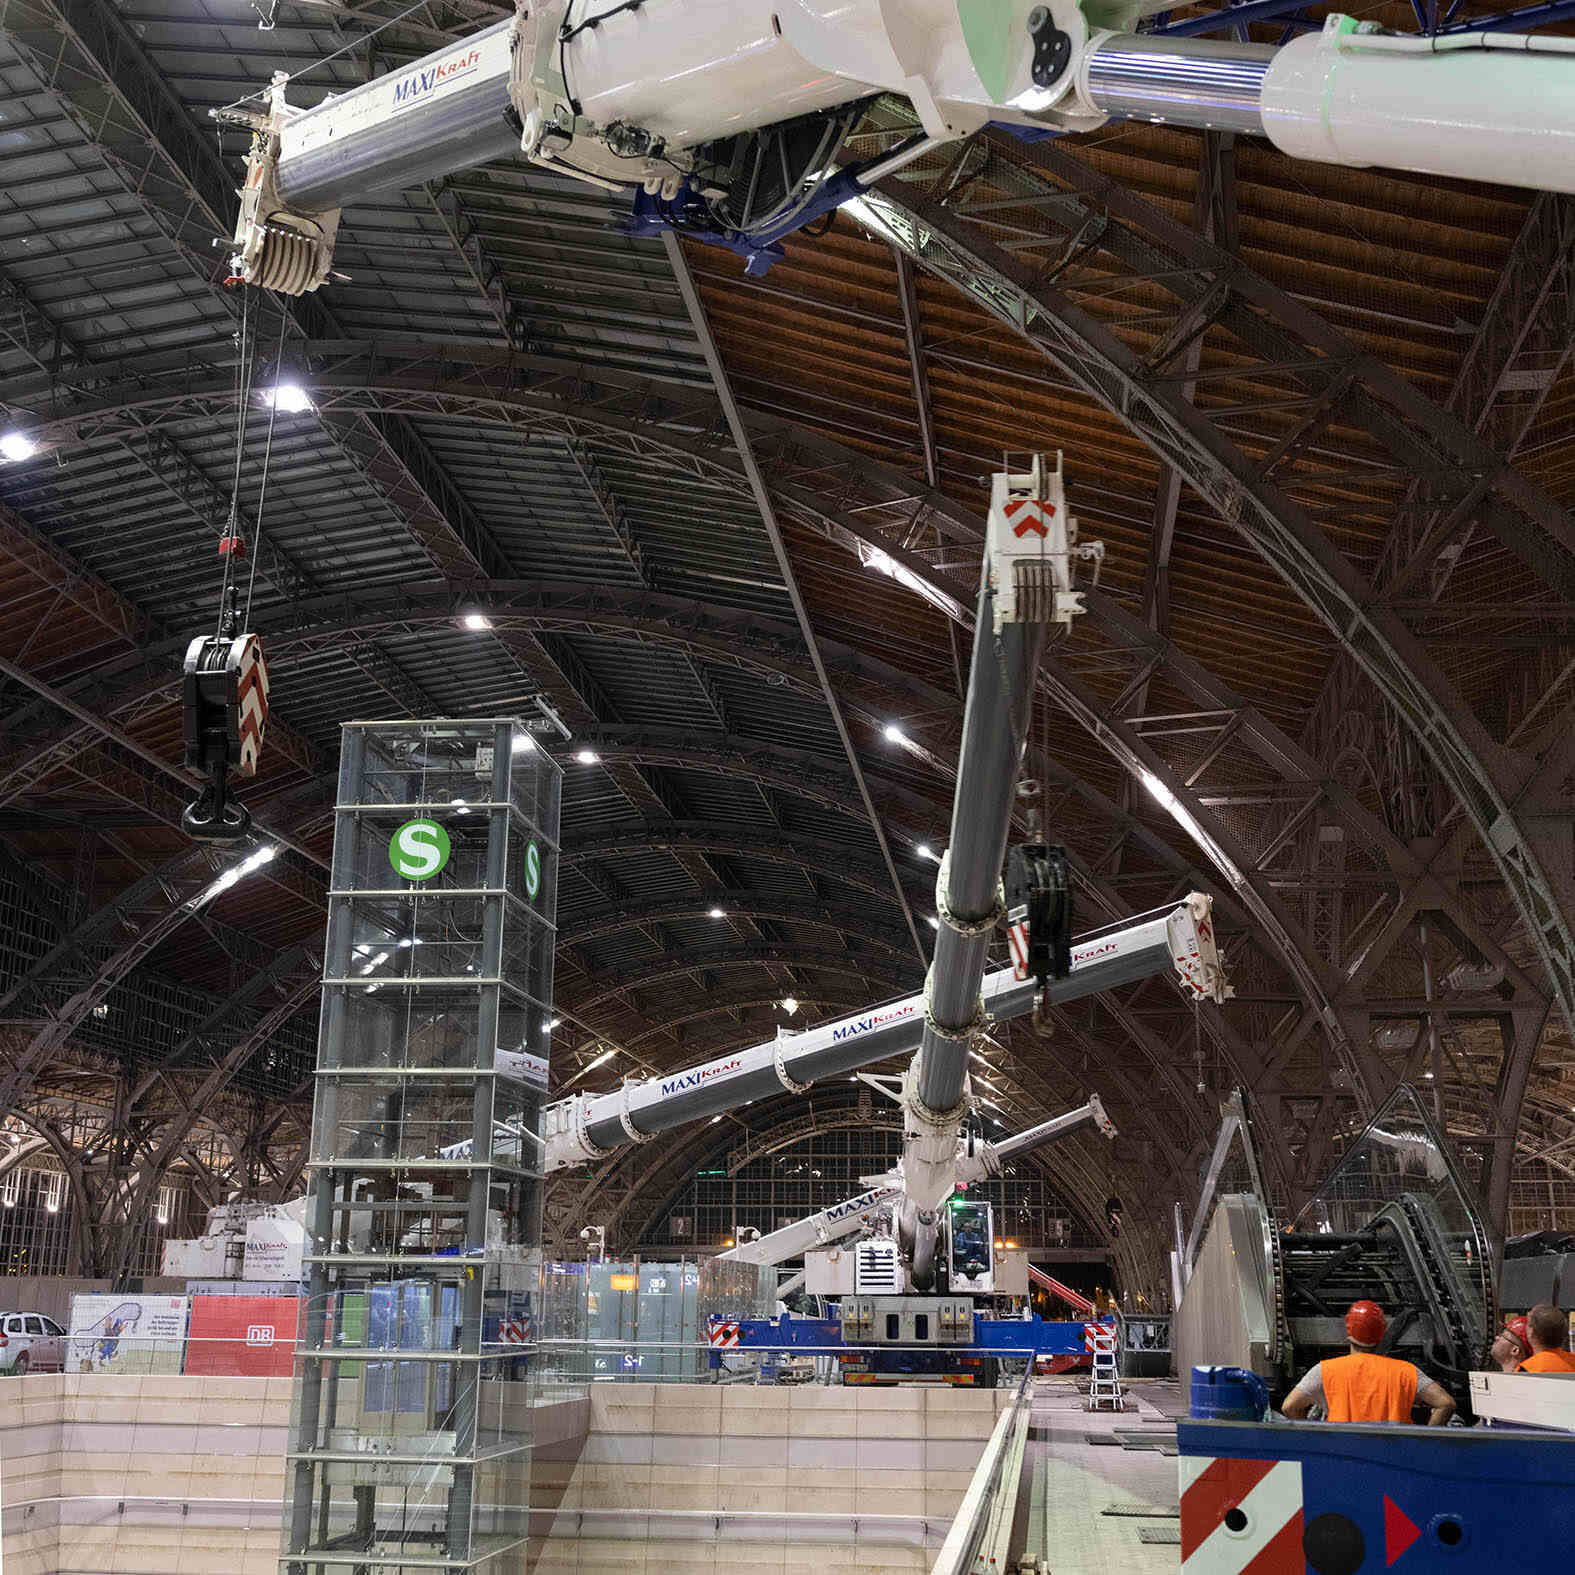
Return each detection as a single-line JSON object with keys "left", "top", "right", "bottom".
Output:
{"left": 1346, "top": 1300, "right": 1387, "bottom": 1346}
{"left": 1504, "top": 1316, "right": 1532, "bottom": 1357}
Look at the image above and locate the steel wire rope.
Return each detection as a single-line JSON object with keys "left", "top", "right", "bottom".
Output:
{"left": 241, "top": 305, "right": 292, "bottom": 629}
{"left": 216, "top": 0, "right": 456, "bottom": 114}
{"left": 214, "top": 283, "right": 258, "bottom": 642}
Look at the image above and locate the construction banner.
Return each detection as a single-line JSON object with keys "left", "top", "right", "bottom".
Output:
{"left": 184, "top": 1294, "right": 302, "bottom": 1377}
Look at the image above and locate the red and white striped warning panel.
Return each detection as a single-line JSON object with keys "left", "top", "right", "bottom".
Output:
{"left": 499, "top": 1317, "right": 532, "bottom": 1346}
{"left": 707, "top": 1320, "right": 741, "bottom": 1349}
{"left": 1007, "top": 914, "right": 1030, "bottom": 980}
{"left": 1180, "top": 1454, "right": 1304, "bottom": 1573}
{"left": 235, "top": 634, "right": 269, "bottom": 777}
{"left": 1083, "top": 1322, "right": 1118, "bottom": 1354}
{"left": 1002, "top": 496, "right": 1056, "bottom": 539}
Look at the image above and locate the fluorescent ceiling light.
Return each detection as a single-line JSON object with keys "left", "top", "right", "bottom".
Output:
{"left": 462, "top": 613, "right": 492, "bottom": 631}
{"left": 780, "top": 996, "right": 799, "bottom": 1015}
{"left": 575, "top": 749, "right": 600, "bottom": 765}
{"left": 549, "top": 1017, "right": 562, "bottom": 1030}
{"left": 883, "top": 724, "right": 907, "bottom": 745}
{"left": 709, "top": 907, "right": 726, "bottom": 919}
{"left": 916, "top": 843, "right": 936, "bottom": 861}
{"left": 926, "top": 915, "right": 941, "bottom": 930}
{"left": 584, "top": 1047, "right": 618, "bottom": 1071}
{"left": 1138, "top": 769, "right": 1244, "bottom": 888}
{"left": 1140, "top": 770, "right": 1179, "bottom": 813}
{"left": 0, "top": 431, "right": 38, "bottom": 463}
{"left": 192, "top": 844, "right": 276, "bottom": 906}
{"left": 854, "top": 540, "right": 961, "bottom": 618}
{"left": 266, "top": 383, "right": 313, "bottom": 413}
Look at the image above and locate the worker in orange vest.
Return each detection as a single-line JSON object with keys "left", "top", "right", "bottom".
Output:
{"left": 1281, "top": 1300, "right": 1456, "bottom": 1425}
{"left": 1490, "top": 1314, "right": 1532, "bottom": 1373}
{"left": 1519, "top": 1304, "right": 1575, "bottom": 1373}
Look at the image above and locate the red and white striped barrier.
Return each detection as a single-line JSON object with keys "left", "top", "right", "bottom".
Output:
{"left": 1180, "top": 1454, "right": 1304, "bottom": 1572}
{"left": 499, "top": 1317, "right": 531, "bottom": 1346}
{"left": 707, "top": 1320, "right": 741, "bottom": 1349}
{"left": 234, "top": 634, "right": 268, "bottom": 776}
{"left": 1083, "top": 1322, "right": 1118, "bottom": 1355}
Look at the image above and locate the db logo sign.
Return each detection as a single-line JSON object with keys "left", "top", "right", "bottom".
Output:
{"left": 245, "top": 1325, "right": 275, "bottom": 1348}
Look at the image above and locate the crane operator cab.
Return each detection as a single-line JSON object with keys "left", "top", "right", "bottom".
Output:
{"left": 947, "top": 1200, "right": 996, "bottom": 1295}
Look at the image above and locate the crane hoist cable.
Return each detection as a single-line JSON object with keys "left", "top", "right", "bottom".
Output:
{"left": 181, "top": 295, "right": 287, "bottom": 842}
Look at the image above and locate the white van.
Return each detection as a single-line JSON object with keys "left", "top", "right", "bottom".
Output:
{"left": 0, "top": 1311, "right": 66, "bottom": 1374}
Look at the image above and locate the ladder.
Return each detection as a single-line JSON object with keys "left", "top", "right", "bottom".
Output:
{"left": 1084, "top": 1321, "right": 1124, "bottom": 1412}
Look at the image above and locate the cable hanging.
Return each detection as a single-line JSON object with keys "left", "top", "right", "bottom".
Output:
{"left": 181, "top": 293, "right": 287, "bottom": 843}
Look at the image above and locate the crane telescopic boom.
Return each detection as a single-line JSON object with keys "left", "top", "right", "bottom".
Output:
{"left": 219, "top": 3, "right": 1575, "bottom": 295}
{"left": 536, "top": 453, "right": 1229, "bottom": 1298}
{"left": 717, "top": 1094, "right": 1115, "bottom": 1269}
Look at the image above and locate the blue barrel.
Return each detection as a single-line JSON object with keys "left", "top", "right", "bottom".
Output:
{"left": 1190, "top": 1364, "right": 1270, "bottom": 1421}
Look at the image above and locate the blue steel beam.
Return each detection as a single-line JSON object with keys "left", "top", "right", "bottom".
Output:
{"left": 1152, "top": 0, "right": 1575, "bottom": 34}
{"left": 1149, "top": 0, "right": 1313, "bottom": 37}
{"left": 1439, "top": 0, "right": 1575, "bottom": 30}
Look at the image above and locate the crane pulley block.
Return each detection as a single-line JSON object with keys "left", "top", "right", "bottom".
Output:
{"left": 181, "top": 631, "right": 269, "bottom": 841}
{"left": 984, "top": 452, "right": 1102, "bottom": 630}
{"left": 1005, "top": 841, "right": 1073, "bottom": 987}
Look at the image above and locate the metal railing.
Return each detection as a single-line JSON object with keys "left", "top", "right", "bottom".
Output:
{"left": 929, "top": 1364, "right": 1034, "bottom": 1574}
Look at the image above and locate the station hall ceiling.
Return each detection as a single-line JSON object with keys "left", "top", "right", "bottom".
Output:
{"left": 1, "top": 0, "right": 1573, "bottom": 1274}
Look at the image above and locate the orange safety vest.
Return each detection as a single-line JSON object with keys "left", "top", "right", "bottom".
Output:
{"left": 1321, "top": 1352, "right": 1419, "bottom": 1423}
{"left": 1520, "top": 1348, "right": 1575, "bottom": 1374}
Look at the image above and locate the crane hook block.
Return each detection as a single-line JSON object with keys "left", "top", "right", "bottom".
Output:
{"left": 1005, "top": 842, "right": 1073, "bottom": 987}
{"left": 180, "top": 632, "right": 269, "bottom": 842}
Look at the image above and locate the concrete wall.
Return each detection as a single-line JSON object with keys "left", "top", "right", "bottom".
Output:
{"left": 0, "top": 1373, "right": 288, "bottom": 1575}
{"left": 530, "top": 1382, "right": 1005, "bottom": 1574}
{"left": 1, "top": 1375, "right": 1001, "bottom": 1575}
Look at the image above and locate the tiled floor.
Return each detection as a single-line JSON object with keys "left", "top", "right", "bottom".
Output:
{"left": 1017, "top": 1377, "right": 1183, "bottom": 1574}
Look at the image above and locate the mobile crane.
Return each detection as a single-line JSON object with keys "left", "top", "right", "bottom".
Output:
{"left": 217, "top": 1, "right": 1575, "bottom": 295}
{"left": 527, "top": 455, "right": 1230, "bottom": 1380}
{"left": 212, "top": 5, "right": 1279, "bottom": 1377}
{"left": 426, "top": 454, "right": 1224, "bottom": 1375}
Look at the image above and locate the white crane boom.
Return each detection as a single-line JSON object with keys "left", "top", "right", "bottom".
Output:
{"left": 541, "top": 897, "right": 1222, "bottom": 1171}
{"left": 219, "top": 3, "right": 1575, "bottom": 295}
{"left": 718, "top": 1094, "right": 1115, "bottom": 1268}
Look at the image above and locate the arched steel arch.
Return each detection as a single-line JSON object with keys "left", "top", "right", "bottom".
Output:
{"left": 859, "top": 154, "right": 1575, "bottom": 1054}
{"left": 560, "top": 825, "right": 929, "bottom": 907}
{"left": 589, "top": 1095, "right": 1155, "bottom": 1293}
{"left": 107, "top": 949, "right": 322, "bottom": 1282}
{"left": 2, "top": 346, "right": 1356, "bottom": 1069}
{"left": 720, "top": 1110, "right": 906, "bottom": 1176}
{"left": 562, "top": 896, "right": 918, "bottom": 964}
{"left": 572, "top": 944, "right": 916, "bottom": 1015}
{"left": 616, "top": 987, "right": 879, "bottom": 1052}
{"left": 16, "top": 328, "right": 1569, "bottom": 1195}
{"left": 0, "top": 582, "right": 956, "bottom": 798}
{"left": 567, "top": 726, "right": 947, "bottom": 828}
